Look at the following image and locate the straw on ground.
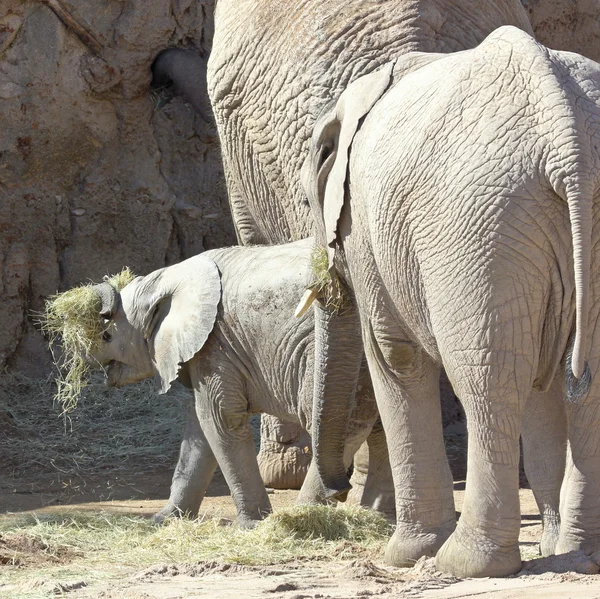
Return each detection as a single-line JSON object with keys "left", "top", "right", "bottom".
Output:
{"left": 0, "top": 506, "right": 391, "bottom": 598}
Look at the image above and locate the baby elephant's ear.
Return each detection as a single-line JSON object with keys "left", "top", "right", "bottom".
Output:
{"left": 143, "top": 256, "right": 221, "bottom": 393}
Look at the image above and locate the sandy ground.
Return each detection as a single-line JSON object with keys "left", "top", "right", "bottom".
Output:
{"left": 2, "top": 469, "right": 600, "bottom": 599}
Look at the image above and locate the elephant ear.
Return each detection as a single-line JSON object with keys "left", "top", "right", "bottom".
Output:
{"left": 308, "top": 63, "right": 394, "bottom": 269}
{"left": 143, "top": 256, "right": 221, "bottom": 394}
{"left": 303, "top": 55, "right": 446, "bottom": 270}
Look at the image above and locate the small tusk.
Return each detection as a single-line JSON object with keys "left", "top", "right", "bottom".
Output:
{"left": 295, "top": 288, "right": 319, "bottom": 318}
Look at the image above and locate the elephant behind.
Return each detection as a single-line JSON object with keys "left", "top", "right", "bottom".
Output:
{"left": 302, "top": 27, "right": 600, "bottom": 577}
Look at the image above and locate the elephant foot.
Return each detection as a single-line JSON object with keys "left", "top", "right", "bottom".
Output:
{"left": 435, "top": 527, "right": 521, "bottom": 578}
{"left": 152, "top": 502, "right": 197, "bottom": 524}
{"left": 539, "top": 517, "right": 560, "bottom": 557}
{"left": 384, "top": 524, "right": 454, "bottom": 567}
{"left": 555, "top": 533, "right": 600, "bottom": 556}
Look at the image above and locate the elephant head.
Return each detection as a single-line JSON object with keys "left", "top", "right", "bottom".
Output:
{"left": 301, "top": 62, "right": 395, "bottom": 274}
{"left": 301, "top": 53, "right": 449, "bottom": 271}
{"left": 92, "top": 256, "right": 221, "bottom": 393}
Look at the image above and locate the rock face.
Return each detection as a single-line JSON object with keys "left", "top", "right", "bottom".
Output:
{"left": 523, "top": 0, "right": 600, "bottom": 62}
{"left": 0, "top": 0, "right": 234, "bottom": 373}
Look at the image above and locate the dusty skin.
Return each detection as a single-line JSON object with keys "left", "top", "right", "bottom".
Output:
{"left": 2, "top": 471, "right": 600, "bottom": 599}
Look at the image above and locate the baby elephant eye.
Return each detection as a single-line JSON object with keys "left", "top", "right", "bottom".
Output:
{"left": 102, "top": 331, "right": 112, "bottom": 343}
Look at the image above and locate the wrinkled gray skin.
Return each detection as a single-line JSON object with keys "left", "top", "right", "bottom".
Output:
{"left": 155, "top": 2, "right": 563, "bottom": 564}
{"left": 90, "top": 238, "right": 393, "bottom": 527}
{"left": 205, "top": 0, "right": 536, "bottom": 502}
{"left": 302, "top": 27, "right": 600, "bottom": 577}
{"left": 256, "top": 415, "right": 312, "bottom": 491}
{"left": 202, "top": 1, "right": 567, "bottom": 566}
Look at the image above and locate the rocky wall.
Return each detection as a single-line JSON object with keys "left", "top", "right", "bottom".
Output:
{"left": 523, "top": 0, "right": 600, "bottom": 62}
{"left": 0, "top": 0, "right": 234, "bottom": 374}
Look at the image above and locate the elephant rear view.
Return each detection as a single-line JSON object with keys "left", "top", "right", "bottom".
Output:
{"left": 303, "top": 27, "right": 600, "bottom": 577}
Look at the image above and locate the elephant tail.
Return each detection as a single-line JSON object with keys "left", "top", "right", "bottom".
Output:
{"left": 563, "top": 176, "right": 594, "bottom": 402}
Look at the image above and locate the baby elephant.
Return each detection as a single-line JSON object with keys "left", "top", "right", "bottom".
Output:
{"left": 91, "top": 238, "right": 392, "bottom": 527}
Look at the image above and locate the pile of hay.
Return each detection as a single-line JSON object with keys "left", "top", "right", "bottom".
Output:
{"left": 0, "top": 505, "right": 391, "bottom": 590}
{"left": 40, "top": 268, "right": 135, "bottom": 412}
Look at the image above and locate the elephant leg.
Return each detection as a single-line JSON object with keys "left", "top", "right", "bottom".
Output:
{"left": 223, "top": 156, "right": 267, "bottom": 246}
{"left": 346, "top": 441, "right": 369, "bottom": 507}
{"left": 521, "top": 378, "right": 567, "bottom": 556}
{"left": 435, "top": 351, "right": 533, "bottom": 578}
{"left": 362, "top": 324, "right": 455, "bottom": 566}
{"left": 190, "top": 363, "right": 272, "bottom": 527}
{"left": 556, "top": 356, "right": 600, "bottom": 555}
{"left": 257, "top": 415, "right": 312, "bottom": 490}
{"left": 356, "top": 420, "right": 396, "bottom": 522}
{"left": 154, "top": 400, "right": 219, "bottom": 523}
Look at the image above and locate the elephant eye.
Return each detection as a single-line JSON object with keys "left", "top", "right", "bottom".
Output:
{"left": 102, "top": 331, "right": 112, "bottom": 343}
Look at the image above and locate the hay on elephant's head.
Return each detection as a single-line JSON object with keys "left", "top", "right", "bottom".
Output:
{"left": 310, "top": 245, "right": 348, "bottom": 312}
{"left": 41, "top": 267, "right": 135, "bottom": 412}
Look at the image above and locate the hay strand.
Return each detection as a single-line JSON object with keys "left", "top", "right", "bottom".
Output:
{"left": 40, "top": 268, "right": 135, "bottom": 411}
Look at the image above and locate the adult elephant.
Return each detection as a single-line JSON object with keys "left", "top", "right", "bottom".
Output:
{"left": 301, "top": 26, "right": 600, "bottom": 577}
{"left": 206, "top": 0, "right": 534, "bottom": 503}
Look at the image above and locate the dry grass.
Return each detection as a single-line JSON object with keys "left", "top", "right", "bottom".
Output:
{"left": 0, "top": 372, "right": 188, "bottom": 479}
{"left": 309, "top": 245, "right": 348, "bottom": 311}
{"left": 39, "top": 268, "right": 135, "bottom": 412}
{"left": 104, "top": 266, "right": 135, "bottom": 291}
{"left": 0, "top": 505, "right": 391, "bottom": 598}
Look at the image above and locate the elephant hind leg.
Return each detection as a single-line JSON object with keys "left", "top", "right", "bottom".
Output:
{"left": 347, "top": 422, "right": 396, "bottom": 523}
{"left": 362, "top": 321, "right": 456, "bottom": 567}
{"left": 556, "top": 352, "right": 600, "bottom": 556}
{"left": 435, "top": 339, "right": 536, "bottom": 577}
{"left": 521, "top": 379, "right": 567, "bottom": 557}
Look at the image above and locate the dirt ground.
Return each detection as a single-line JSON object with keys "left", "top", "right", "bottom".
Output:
{"left": 1, "top": 379, "right": 599, "bottom": 598}
{"left": 2, "top": 466, "right": 600, "bottom": 599}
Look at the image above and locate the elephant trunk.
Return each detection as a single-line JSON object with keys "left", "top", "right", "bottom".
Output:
{"left": 151, "top": 48, "right": 212, "bottom": 124}
{"left": 312, "top": 300, "right": 363, "bottom": 500}
{"left": 92, "top": 282, "right": 119, "bottom": 318}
